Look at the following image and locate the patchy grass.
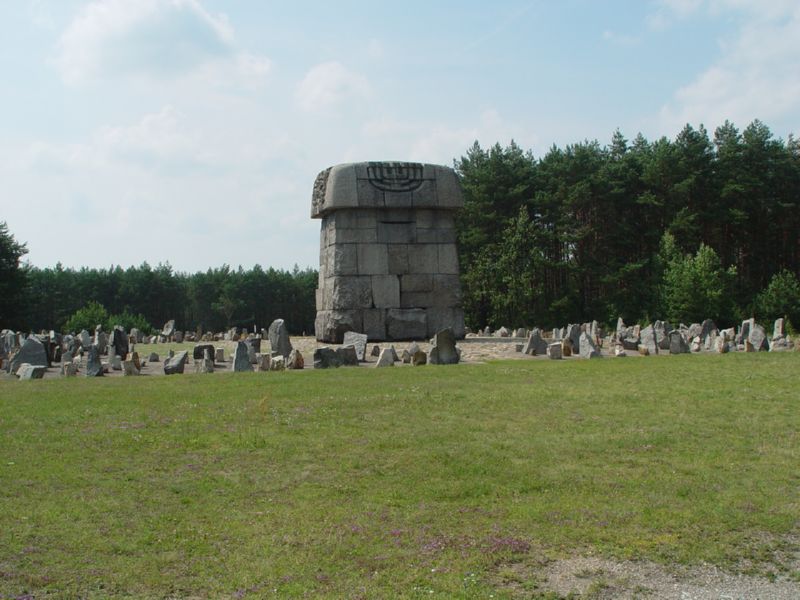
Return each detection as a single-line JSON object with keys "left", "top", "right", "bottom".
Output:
{"left": 0, "top": 353, "right": 798, "bottom": 598}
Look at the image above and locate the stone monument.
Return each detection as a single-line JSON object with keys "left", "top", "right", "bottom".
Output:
{"left": 312, "top": 161, "right": 465, "bottom": 342}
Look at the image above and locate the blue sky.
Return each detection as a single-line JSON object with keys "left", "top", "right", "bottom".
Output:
{"left": 2, "top": 0, "right": 798, "bottom": 272}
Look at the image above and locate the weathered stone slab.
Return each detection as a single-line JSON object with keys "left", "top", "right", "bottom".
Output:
{"left": 287, "top": 349, "right": 304, "bottom": 369}
{"left": 375, "top": 348, "right": 395, "bottom": 367}
{"left": 231, "top": 342, "right": 253, "bottom": 372}
{"left": 122, "top": 360, "right": 140, "bottom": 376}
{"left": 164, "top": 351, "right": 188, "bottom": 375}
{"left": 386, "top": 308, "right": 427, "bottom": 340}
{"left": 16, "top": 364, "right": 46, "bottom": 379}
{"left": 547, "top": 342, "right": 562, "bottom": 360}
{"left": 640, "top": 325, "right": 658, "bottom": 355}
{"left": 268, "top": 319, "right": 293, "bottom": 358}
{"left": 9, "top": 336, "right": 48, "bottom": 374}
{"left": 428, "top": 328, "right": 459, "bottom": 365}
{"left": 194, "top": 359, "right": 214, "bottom": 374}
{"left": 523, "top": 329, "right": 548, "bottom": 356}
{"left": 748, "top": 323, "right": 768, "bottom": 351}
{"left": 342, "top": 331, "right": 368, "bottom": 361}
{"left": 193, "top": 344, "right": 215, "bottom": 360}
{"left": 579, "top": 332, "right": 600, "bottom": 359}
{"left": 669, "top": 331, "right": 690, "bottom": 354}
{"left": 86, "top": 345, "right": 104, "bottom": 377}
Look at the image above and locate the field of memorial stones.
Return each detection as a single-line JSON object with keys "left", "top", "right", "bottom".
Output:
{"left": 1, "top": 317, "right": 799, "bottom": 598}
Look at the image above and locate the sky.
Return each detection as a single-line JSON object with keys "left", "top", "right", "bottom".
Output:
{"left": 1, "top": 0, "right": 799, "bottom": 273}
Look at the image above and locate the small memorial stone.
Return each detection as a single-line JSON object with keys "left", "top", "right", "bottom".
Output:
{"left": 164, "top": 351, "right": 188, "bottom": 375}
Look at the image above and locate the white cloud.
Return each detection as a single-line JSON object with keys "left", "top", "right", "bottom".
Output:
{"left": 601, "top": 30, "right": 640, "bottom": 46}
{"left": 54, "top": 0, "right": 269, "bottom": 86}
{"left": 657, "top": 2, "right": 800, "bottom": 131}
{"left": 295, "top": 61, "right": 371, "bottom": 113}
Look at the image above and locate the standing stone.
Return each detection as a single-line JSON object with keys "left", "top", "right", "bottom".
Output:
{"left": 654, "top": 321, "right": 671, "bottom": 350}
{"left": 313, "top": 347, "right": 340, "bottom": 369}
{"left": 614, "top": 346, "right": 627, "bottom": 357}
{"left": 773, "top": 318, "right": 785, "bottom": 340}
{"left": 268, "top": 319, "right": 293, "bottom": 358}
{"left": 547, "top": 342, "right": 562, "bottom": 360}
{"left": 111, "top": 325, "right": 129, "bottom": 359}
{"left": 286, "top": 349, "right": 304, "bottom": 370}
{"left": 193, "top": 344, "right": 215, "bottom": 360}
{"left": 669, "top": 331, "right": 690, "bottom": 354}
{"left": 9, "top": 336, "right": 49, "bottom": 373}
{"left": 371, "top": 345, "right": 381, "bottom": 357}
{"left": 579, "top": 332, "right": 601, "bottom": 359}
{"left": 194, "top": 359, "right": 214, "bottom": 374}
{"left": 496, "top": 326, "right": 510, "bottom": 338}
{"left": 109, "top": 354, "right": 122, "bottom": 371}
{"left": 86, "top": 345, "right": 104, "bottom": 377}
{"left": 213, "top": 348, "right": 224, "bottom": 363}
{"left": 748, "top": 323, "right": 769, "bottom": 351}
{"left": 514, "top": 328, "right": 526, "bottom": 338}
{"left": 428, "top": 328, "right": 460, "bottom": 365}
{"left": 566, "top": 324, "right": 582, "bottom": 352}
{"left": 16, "top": 364, "right": 46, "bottom": 379}
{"left": 336, "top": 345, "right": 359, "bottom": 366}
{"left": 342, "top": 331, "right": 368, "bottom": 361}
{"left": 231, "top": 342, "right": 253, "bottom": 372}
{"left": 162, "top": 320, "right": 176, "bottom": 338}
{"left": 411, "top": 348, "right": 427, "bottom": 366}
{"left": 312, "top": 162, "right": 465, "bottom": 342}
{"left": 715, "top": 337, "right": 729, "bottom": 354}
{"left": 94, "top": 326, "right": 107, "bottom": 352}
{"left": 122, "top": 360, "right": 140, "bottom": 376}
{"left": 246, "top": 339, "right": 260, "bottom": 364}
{"left": 561, "top": 339, "right": 573, "bottom": 357}
{"left": 737, "top": 318, "right": 754, "bottom": 345}
{"left": 148, "top": 352, "right": 160, "bottom": 362}
{"left": 375, "top": 348, "right": 395, "bottom": 367}
{"left": 164, "top": 351, "right": 188, "bottom": 375}
{"left": 640, "top": 325, "right": 658, "bottom": 355}
{"left": 255, "top": 353, "right": 271, "bottom": 371}
{"left": 523, "top": 329, "right": 549, "bottom": 356}
{"left": 61, "top": 362, "right": 78, "bottom": 377}
{"left": 690, "top": 337, "right": 702, "bottom": 352}
{"left": 269, "top": 356, "right": 286, "bottom": 371}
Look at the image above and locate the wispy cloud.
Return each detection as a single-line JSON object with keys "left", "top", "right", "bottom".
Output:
{"left": 295, "top": 61, "right": 371, "bottom": 113}
{"left": 656, "top": 1, "right": 800, "bottom": 130}
{"left": 54, "top": 0, "right": 269, "bottom": 86}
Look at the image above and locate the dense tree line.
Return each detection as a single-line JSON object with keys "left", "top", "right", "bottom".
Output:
{"left": 2, "top": 256, "right": 317, "bottom": 335}
{"left": 455, "top": 120, "right": 800, "bottom": 330}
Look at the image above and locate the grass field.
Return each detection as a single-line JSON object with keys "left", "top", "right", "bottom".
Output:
{"left": 1, "top": 353, "right": 798, "bottom": 598}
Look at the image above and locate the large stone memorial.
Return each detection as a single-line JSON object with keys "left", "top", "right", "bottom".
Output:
{"left": 312, "top": 161, "right": 465, "bottom": 342}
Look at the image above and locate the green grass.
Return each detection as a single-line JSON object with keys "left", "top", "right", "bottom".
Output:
{"left": 1, "top": 353, "right": 798, "bottom": 598}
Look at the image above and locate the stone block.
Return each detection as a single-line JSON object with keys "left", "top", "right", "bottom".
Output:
{"left": 377, "top": 221, "right": 416, "bottom": 244}
{"left": 330, "top": 227, "right": 378, "bottom": 244}
{"left": 356, "top": 179, "right": 385, "bottom": 208}
{"left": 407, "top": 244, "right": 439, "bottom": 274}
{"left": 371, "top": 275, "right": 400, "bottom": 308}
{"left": 383, "top": 190, "right": 414, "bottom": 209}
{"left": 315, "top": 310, "right": 362, "bottom": 343}
{"left": 332, "top": 276, "right": 373, "bottom": 309}
{"left": 401, "top": 291, "right": 433, "bottom": 308}
{"left": 328, "top": 244, "right": 358, "bottom": 275}
{"left": 357, "top": 243, "right": 389, "bottom": 275}
{"left": 410, "top": 179, "right": 438, "bottom": 208}
{"left": 362, "top": 309, "right": 386, "bottom": 340}
{"left": 387, "top": 244, "right": 409, "bottom": 274}
{"left": 434, "top": 166, "right": 464, "bottom": 208}
{"left": 401, "top": 274, "right": 433, "bottom": 292}
{"left": 437, "top": 244, "right": 460, "bottom": 274}
{"left": 386, "top": 308, "right": 427, "bottom": 340}
{"left": 343, "top": 331, "right": 368, "bottom": 361}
